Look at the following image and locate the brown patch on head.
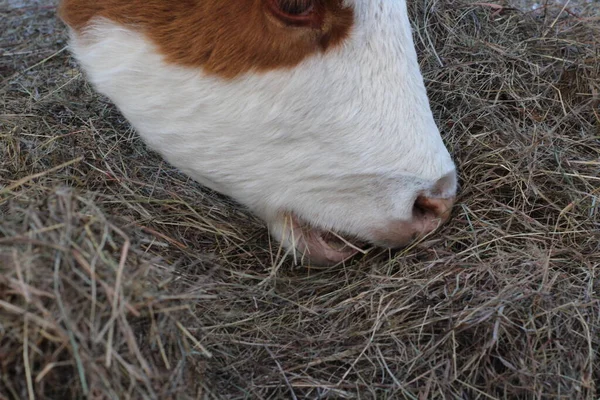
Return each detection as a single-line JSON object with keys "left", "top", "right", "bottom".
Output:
{"left": 58, "top": 0, "right": 354, "bottom": 79}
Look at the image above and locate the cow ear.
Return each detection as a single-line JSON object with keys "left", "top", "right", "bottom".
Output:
{"left": 266, "top": 0, "right": 324, "bottom": 28}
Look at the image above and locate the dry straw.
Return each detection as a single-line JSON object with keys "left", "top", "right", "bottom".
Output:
{"left": 1, "top": 0, "right": 599, "bottom": 398}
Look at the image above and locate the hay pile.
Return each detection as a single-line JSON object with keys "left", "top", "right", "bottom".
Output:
{"left": 1, "top": 0, "right": 599, "bottom": 398}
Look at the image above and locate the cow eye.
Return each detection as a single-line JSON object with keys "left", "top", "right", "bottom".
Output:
{"left": 266, "top": 0, "right": 322, "bottom": 27}
{"left": 277, "top": 0, "right": 314, "bottom": 15}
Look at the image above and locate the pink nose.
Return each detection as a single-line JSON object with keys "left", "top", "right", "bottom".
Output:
{"left": 414, "top": 195, "right": 455, "bottom": 225}
{"left": 371, "top": 166, "right": 457, "bottom": 248}
{"left": 372, "top": 194, "right": 455, "bottom": 247}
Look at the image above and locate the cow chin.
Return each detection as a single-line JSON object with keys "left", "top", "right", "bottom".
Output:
{"left": 271, "top": 212, "right": 368, "bottom": 266}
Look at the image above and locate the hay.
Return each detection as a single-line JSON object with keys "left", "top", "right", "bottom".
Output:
{"left": 1, "top": 0, "right": 599, "bottom": 398}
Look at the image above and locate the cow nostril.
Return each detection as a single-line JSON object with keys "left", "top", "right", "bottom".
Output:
{"left": 413, "top": 196, "right": 429, "bottom": 218}
{"left": 372, "top": 195, "right": 455, "bottom": 248}
{"left": 413, "top": 195, "right": 455, "bottom": 223}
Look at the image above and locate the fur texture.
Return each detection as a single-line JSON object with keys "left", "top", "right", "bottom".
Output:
{"left": 61, "top": 0, "right": 457, "bottom": 264}
{"left": 59, "top": 0, "right": 353, "bottom": 78}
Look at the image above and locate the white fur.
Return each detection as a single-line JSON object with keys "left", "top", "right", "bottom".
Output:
{"left": 67, "top": 0, "right": 457, "bottom": 257}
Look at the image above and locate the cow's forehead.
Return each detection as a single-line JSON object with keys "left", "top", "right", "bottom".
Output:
{"left": 59, "top": 0, "right": 357, "bottom": 78}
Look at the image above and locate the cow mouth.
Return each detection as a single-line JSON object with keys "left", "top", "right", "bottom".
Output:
{"left": 286, "top": 213, "right": 369, "bottom": 265}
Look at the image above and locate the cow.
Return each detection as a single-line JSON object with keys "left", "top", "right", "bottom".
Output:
{"left": 58, "top": 0, "right": 457, "bottom": 266}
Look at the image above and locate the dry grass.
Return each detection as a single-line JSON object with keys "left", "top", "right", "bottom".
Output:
{"left": 1, "top": 0, "right": 599, "bottom": 399}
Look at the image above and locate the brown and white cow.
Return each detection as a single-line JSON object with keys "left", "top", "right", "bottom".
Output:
{"left": 59, "top": 0, "right": 457, "bottom": 265}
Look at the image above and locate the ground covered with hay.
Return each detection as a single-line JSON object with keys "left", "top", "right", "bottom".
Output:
{"left": 1, "top": 0, "right": 599, "bottom": 399}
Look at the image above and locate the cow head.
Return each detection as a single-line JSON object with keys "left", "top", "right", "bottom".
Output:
{"left": 61, "top": 0, "right": 457, "bottom": 265}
